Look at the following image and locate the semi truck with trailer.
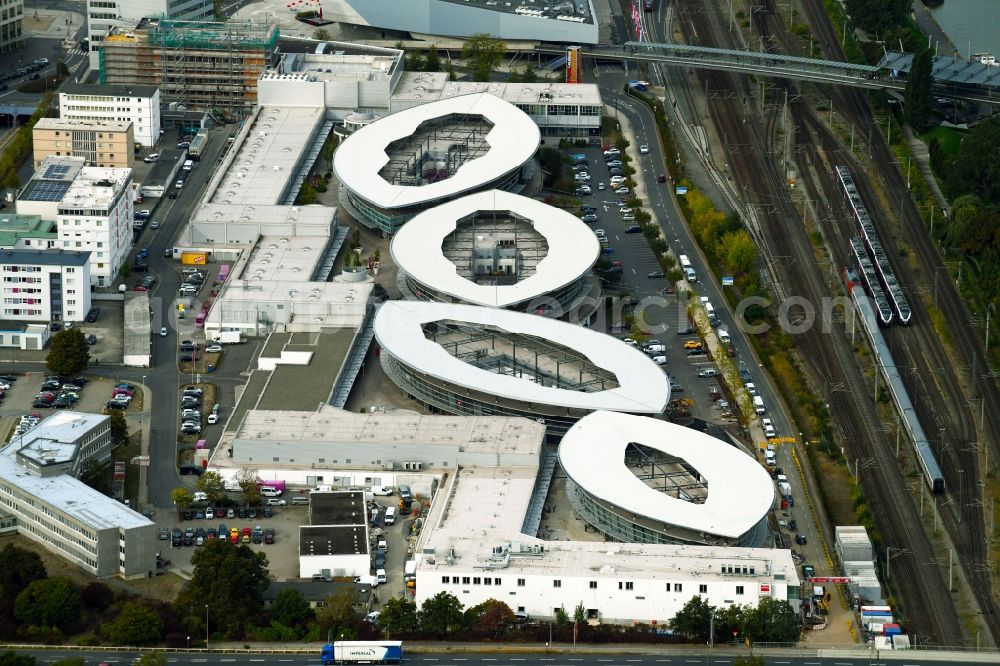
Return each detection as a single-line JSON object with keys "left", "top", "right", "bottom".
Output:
{"left": 321, "top": 641, "right": 403, "bottom": 664}
{"left": 212, "top": 331, "right": 245, "bottom": 344}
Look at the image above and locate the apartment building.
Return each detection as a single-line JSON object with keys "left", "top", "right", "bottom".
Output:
{"left": 59, "top": 82, "right": 160, "bottom": 147}
{"left": 33, "top": 118, "right": 136, "bottom": 169}
{"left": 85, "top": 0, "right": 213, "bottom": 68}
{"left": 100, "top": 18, "right": 278, "bottom": 117}
{"left": 17, "top": 157, "right": 134, "bottom": 288}
{"left": 0, "top": 0, "right": 23, "bottom": 54}
{"left": 0, "top": 412, "right": 157, "bottom": 579}
{"left": 0, "top": 248, "right": 92, "bottom": 323}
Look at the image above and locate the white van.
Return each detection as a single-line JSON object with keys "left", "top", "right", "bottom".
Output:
{"left": 376, "top": 568, "right": 387, "bottom": 584}
{"left": 384, "top": 506, "right": 397, "bottom": 525}
{"left": 291, "top": 495, "right": 310, "bottom": 505}
{"left": 182, "top": 159, "right": 194, "bottom": 171}
{"left": 753, "top": 395, "right": 766, "bottom": 414}
{"left": 260, "top": 486, "right": 282, "bottom": 497}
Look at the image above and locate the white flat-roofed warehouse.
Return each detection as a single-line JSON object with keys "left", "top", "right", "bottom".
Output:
{"left": 0, "top": 412, "right": 157, "bottom": 579}
{"left": 374, "top": 301, "right": 668, "bottom": 439}
{"left": 415, "top": 465, "right": 800, "bottom": 625}
{"left": 188, "top": 204, "right": 335, "bottom": 246}
{"left": 220, "top": 405, "right": 544, "bottom": 478}
{"left": 391, "top": 74, "right": 603, "bottom": 140}
{"left": 334, "top": 93, "right": 539, "bottom": 235}
{"left": 300, "top": 491, "right": 371, "bottom": 579}
{"left": 391, "top": 190, "right": 600, "bottom": 317}
{"left": 559, "top": 411, "right": 773, "bottom": 547}
{"left": 324, "top": 0, "right": 598, "bottom": 45}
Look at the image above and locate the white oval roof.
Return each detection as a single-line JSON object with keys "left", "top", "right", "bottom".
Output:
{"left": 334, "top": 93, "right": 540, "bottom": 210}
{"left": 374, "top": 301, "right": 669, "bottom": 414}
{"left": 558, "top": 411, "right": 775, "bottom": 539}
{"left": 390, "top": 190, "right": 600, "bottom": 308}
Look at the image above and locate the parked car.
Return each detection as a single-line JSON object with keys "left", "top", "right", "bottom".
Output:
{"left": 85, "top": 307, "right": 100, "bottom": 322}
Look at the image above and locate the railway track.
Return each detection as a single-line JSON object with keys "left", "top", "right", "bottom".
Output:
{"left": 669, "top": 0, "right": 963, "bottom": 642}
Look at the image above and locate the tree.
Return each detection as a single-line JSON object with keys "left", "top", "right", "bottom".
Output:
{"left": 105, "top": 601, "right": 164, "bottom": 646}
{"left": 741, "top": 597, "right": 800, "bottom": 644}
{"left": 78, "top": 458, "right": 111, "bottom": 495}
{"left": 425, "top": 45, "right": 441, "bottom": 72}
{"left": 81, "top": 581, "right": 114, "bottom": 611}
{"left": 313, "top": 28, "right": 332, "bottom": 41}
{"left": 843, "top": 0, "right": 910, "bottom": 35}
{"left": 171, "top": 487, "right": 194, "bottom": 510}
{"left": 553, "top": 605, "right": 570, "bottom": 626}
{"left": 379, "top": 597, "right": 419, "bottom": 637}
{"left": 462, "top": 34, "right": 506, "bottom": 82}
{"left": 945, "top": 116, "right": 1000, "bottom": 205}
{"left": 236, "top": 467, "right": 261, "bottom": 506}
{"left": 407, "top": 51, "right": 425, "bottom": 72}
{"left": 14, "top": 577, "right": 83, "bottom": 629}
{"left": 316, "top": 587, "right": 358, "bottom": 630}
{"left": 270, "top": 587, "right": 314, "bottom": 630}
{"left": 670, "top": 595, "right": 713, "bottom": 643}
{"left": 0, "top": 653, "right": 35, "bottom": 666}
{"left": 469, "top": 599, "right": 516, "bottom": 637}
{"left": 419, "top": 592, "right": 464, "bottom": 638}
{"left": 45, "top": 328, "right": 90, "bottom": 375}
{"left": 573, "top": 602, "right": 586, "bottom": 625}
{"left": 446, "top": 61, "right": 458, "bottom": 81}
{"left": 196, "top": 471, "right": 226, "bottom": 503}
{"left": 109, "top": 409, "right": 129, "bottom": 447}
{"left": 904, "top": 48, "right": 933, "bottom": 132}
{"left": 174, "top": 540, "right": 270, "bottom": 639}
{"left": 296, "top": 181, "right": 317, "bottom": 205}
{"left": 719, "top": 229, "right": 756, "bottom": 274}
{"left": 0, "top": 544, "right": 47, "bottom": 599}
{"left": 521, "top": 63, "right": 538, "bottom": 83}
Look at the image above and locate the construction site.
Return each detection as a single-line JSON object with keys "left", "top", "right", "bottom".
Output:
{"left": 98, "top": 18, "right": 280, "bottom": 117}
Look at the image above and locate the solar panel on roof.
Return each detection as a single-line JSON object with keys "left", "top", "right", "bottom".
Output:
{"left": 42, "top": 164, "right": 71, "bottom": 179}
{"left": 23, "top": 180, "right": 70, "bottom": 202}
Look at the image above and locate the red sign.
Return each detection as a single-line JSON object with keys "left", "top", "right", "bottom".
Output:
{"left": 759, "top": 584, "right": 771, "bottom": 594}
{"left": 808, "top": 577, "right": 852, "bottom": 584}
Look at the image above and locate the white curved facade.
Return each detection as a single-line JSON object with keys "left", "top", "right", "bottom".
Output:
{"left": 391, "top": 189, "right": 600, "bottom": 313}
{"left": 375, "top": 301, "right": 668, "bottom": 438}
{"left": 325, "top": 0, "right": 599, "bottom": 45}
{"left": 334, "top": 93, "right": 540, "bottom": 234}
{"left": 559, "top": 411, "right": 774, "bottom": 546}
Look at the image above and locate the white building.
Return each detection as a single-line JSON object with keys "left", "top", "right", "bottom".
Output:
{"left": 59, "top": 82, "right": 161, "bottom": 147}
{"left": 84, "top": 0, "right": 213, "bottom": 68}
{"left": 0, "top": 248, "right": 92, "bottom": 323}
{"left": 299, "top": 491, "right": 371, "bottom": 579}
{"left": 17, "top": 157, "right": 134, "bottom": 288}
{"left": 0, "top": 412, "right": 157, "bottom": 579}
{"left": 415, "top": 464, "right": 800, "bottom": 625}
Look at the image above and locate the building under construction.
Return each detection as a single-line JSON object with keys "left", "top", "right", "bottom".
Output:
{"left": 99, "top": 18, "right": 279, "bottom": 118}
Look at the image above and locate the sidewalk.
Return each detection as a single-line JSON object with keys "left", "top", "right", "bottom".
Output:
{"left": 902, "top": 125, "right": 950, "bottom": 215}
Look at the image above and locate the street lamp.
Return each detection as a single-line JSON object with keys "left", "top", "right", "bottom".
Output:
{"left": 186, "top": 635, "right": 190, "bottom": 649}
{"left": 205, "top": 604, "right": 209, "bottom": 648}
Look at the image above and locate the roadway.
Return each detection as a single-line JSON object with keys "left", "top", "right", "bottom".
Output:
{"left": 10, "top": 647, "right": 1000, "bottom": 666}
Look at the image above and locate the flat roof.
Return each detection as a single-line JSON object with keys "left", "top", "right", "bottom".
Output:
{"left": 124, "top": 292, "right": 151, "bottom": 358}
{"left": 423, "top": 465, "right": 538, "bottom": 542}
{"left": 272, "top": 49, "right": 401, "bottom": 83}
{"left": 235, "top": 404, "right": 545, "bottom": 455}
{"left": 211, "top": 106, "right": 324, "bottom": 207}
{"left": 394, "top": 72, "right": 603, "bottom": 107}
{"left": 60, "top": 166, "right": 132, "bottom": 210}
{"left": 334, "top": 93, "right": 539, "bottom": 210}
{"left": 20, "top": 157, "right": 85, "bottom": 203}
{"left": 192, "top": 203, "right": 336, "bottom": 230}
{"left": 236, "top": 235, "right": 330, "bottom": 283}
{"left": 0, "top": 414, "right": 152, "bottom": 531}
{"left": 558, "top": 411, "right": 774, "bottom": 539}
{"left": 60, "top": 82, "right": 159, "bottom": 98}
{"left": 254, "top": 329, "right": 356, "bottom": 411}
{"left": 0, "top": 249, "right": 90, "bottom": 267}
{"left": 310, "top": 491, "right": 368, "bottom": 525}
{"left": 12, "top": 412, "right": 104, "bottom": 467}
{"left": 300, "top": 525, "right": 369, "bottom": 556}
{"left": 391, "top": 189, "right": 599, "bottom": 308}
{"left": 34, "top": 117, "right": 134, "bottom": 133}
{"left": 374, "top": 301, "right": 669, "bottom": 414}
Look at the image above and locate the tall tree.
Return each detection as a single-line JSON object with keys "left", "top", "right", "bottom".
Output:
{"left": 418, "top": 591, "right": 464, "bottom": 638}
{"left": 741, "top": 597, "right": 800, "bottom": 644}
{"left": 14, "top": 577, "right": 83, "bottom": 630}
{"left": 174, "top": 540, "right": 270, "bottom": 639}
{"left": 316, "top": 587, "right": 359, "bottom": 631}
{"left": 425, "top": 45, "right": 441, "bottom": 73}
{"left": 171, "top": 487, "right": 194, "bottom": 510}
{"left": 465, "top": 598, "right": 515, "bottom": 637}
{"left": 945, "top": 116, "right": 1000, "bottom": 204}
{"left": 843, "top": 0, "right": 910, "bottom": 36}
{"left": 0, "top": 544, "right": 47, "bottom": 599}
{"left": 379, "top": 598, "right": 419, "bottom": 637}
{"left": 904, "top": 48, "right": 934, "bottom": 132}
{"left": 0, "top": 653, "right": 35, "bottom": 666}
{"left": 196, "top": 471, "right": 226, "bottom": 503}
{"left": 462, "top": 34, "right": 506, "bottom": 82}
{"left": 270, "top": 587, "right": 314, "bottom": 630}
{"left": 236, "top": 467, "right": 261, "bottom": 506}
{"left": 45, "top": 328, "right": 90, "bottom": 375}
{"left": 105, "top": 601, "right": 164, "bottom": 646}
{"left": 670, "top": 595, "right": 713, "bottom": 643}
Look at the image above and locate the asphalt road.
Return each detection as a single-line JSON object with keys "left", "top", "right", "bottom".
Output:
{"left": 11, "top": 647, "right": 1000, "bottom": 666}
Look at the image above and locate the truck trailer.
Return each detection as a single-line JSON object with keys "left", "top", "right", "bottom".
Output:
{"left": 212, "top": 330, "right": 245, "bottom": 344}
{"left": 321, "top": 641, "right": 403, "bottom": 664}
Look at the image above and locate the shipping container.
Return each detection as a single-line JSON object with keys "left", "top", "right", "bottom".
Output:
{"left": 181, "top": 252, "right": 208, "bottom": 266}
